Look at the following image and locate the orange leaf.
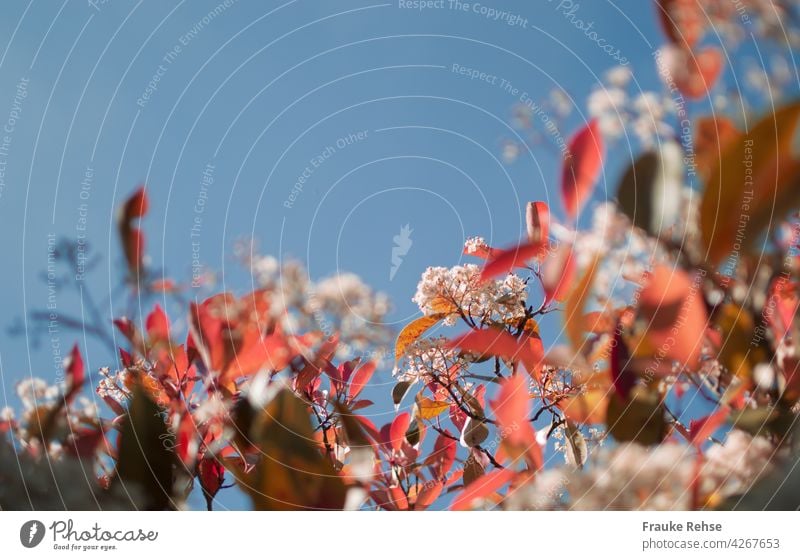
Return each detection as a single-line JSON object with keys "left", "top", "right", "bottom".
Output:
{"left": 491, "top": 375, "right": 542, "bottom": 470}
{"left": 639, "top": 265, "right": 708, "bottom": 369}
{"left": 564, "top": 254, "right": 600, "bottom": 355}
{"left": 562, "top": 120, "right": 603, "bottom": 218}
{"left": 701, "top": 102, "right": 800, "bottom": 265}
{"left": 415, "top": 395, "right": 451, "bottom": 420}
{"left": 694, "top": 116, "right": 740, "bottom": 180}
{"left": 395, "top": 314, "right": 447, "bottom": 362}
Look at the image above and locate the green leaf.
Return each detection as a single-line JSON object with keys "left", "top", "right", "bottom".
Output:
{"left": 605, "top": 387, "right": 666, "bottom": 445}
{"left": 115, "top": 383, "right": 176, "bottom": 510}
{"left": 617, "top": 142, "right": 685, "bottom": 238}
{"left": 242, "top": 389, "right": 347, "bottom": 510}
{"left": 564, "top": 420, "right": 588, "bottom": 469}
{"left": 392, "top": 381, "right": 413, "bottom": 407}
{"left": 463, "top": 451, "right": 485, "bottom": 486}
{"left": 461, "top": 418, "right": 489, "bottom": 447}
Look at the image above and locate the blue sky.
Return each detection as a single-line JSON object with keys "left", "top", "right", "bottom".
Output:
{"left": 0, "top": 1, "right": 668, "bottom": 509}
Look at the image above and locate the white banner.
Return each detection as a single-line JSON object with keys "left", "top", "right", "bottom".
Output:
{"left": 0, "top": 511, "right": 797, "bottom": 559}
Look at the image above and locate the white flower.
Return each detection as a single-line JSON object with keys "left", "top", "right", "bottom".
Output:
{"left": 394, "top": 336, "right": 459, "bottom": 383}
{"left": 588, "top": 87, "right": 626, "bottom": 117}
{"left": 549, "top": 88, "right": 573, "bottom": 117}
{"left": 0, "top": 406, "right": 14, "bottom": 422}
{"left": 252, "top": 255, "right": 280, "bottom": 287}
{"left": 605, "top": 65, "right": 632, "bottom": 88}
{"left": 16, "top": 378, "right": 49, "bottom": 409}
{"left": 633, "top": 92, "right": 665, "bottom": 120}
{"left": 412, "top": 264, "right": 528, "bottom": 326}
{"left": 701, "top": 429, "right": 778, "bottom": 497}
{"left": 463, "top": 236, "right": 489, "bottom": 256}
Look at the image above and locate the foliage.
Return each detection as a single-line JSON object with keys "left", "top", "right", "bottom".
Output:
{"left": 3, "top": 0, "right": 800, "bottom": 511}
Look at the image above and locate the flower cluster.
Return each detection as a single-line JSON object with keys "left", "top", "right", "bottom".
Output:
{"left": 412, "top": 263, "right": 528, "bottom": 326}
{"left": 509, "top": 430, "right": 779, "bottom": 511}
{"left": 248, "top": 252, "right": 391, "bottom": 356}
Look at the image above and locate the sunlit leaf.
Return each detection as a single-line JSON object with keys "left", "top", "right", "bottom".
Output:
{"left": 701, "top": 102, "right": 800, "bottom": 265}
{"left": 564, "top": 254, "right": 600, "bottom": 355}
{"left": 348, "top": 360, "right": 376, "bottom": 400}
{"left": 415, "top": 395, "right": 450, "bottom": 420}
{"left": 542, "top": 243, "right": 575, "bottom": 303}
{"left": 395, "top": 314, "right": 447, "bottom": 362}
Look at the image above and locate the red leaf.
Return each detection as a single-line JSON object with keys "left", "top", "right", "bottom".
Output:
{"left": 65, "top": 427, "right": 104, "bottom": 458}
{"left": 146, "top": 304, "right": 170, "bottom": 341}
{"left": 479, "top": 240, "right": 545, "bottom": 281}
{"left": 64, "top": 344, "right": 85, "bottom": 403}
{"left": 491, "top": 375, "right": 542, "bottom": 470}
{"left": 198, "top": 456, "right": 225, "bottom": 500}
{"left": 295, "top": 335, "right": 339, "bottom": 391}
{"left": 122, "top": 186, "right": 149, "bottom": 221}
{"left": 114, "top": 317, "right": 136, "bottom": 341}
{"left": 661, "top": 45, "right": 723, "bottom": 100}
{"left": 118, "top": 187, "right": 150, "bottom": 278}
{"left": 119, "top": 347, "right": 134, "bottom": 368}
{"left": 562, "top": 120, "right": 603, "bottom": 218}
{"left": 348, "top": 360, "right": 376, "bottom": 400}
{"left": 542, "top": 244, "right": 575, "bottom": 303}
{"left": 610, "top": 329, "right": 636, "bottom": 399}
{"left": 122, "top": 228, "right": 145, "bottom": 276}
{"left": 656, "top": 0, "right": 705, "bottom": 47}
{"left": 463, "top": 241, "right": 497, "bottom": 260}
{"left": 450, "top": 468, "right": 515, "bottom": 511}
{"left": 389, "top": 412, "right": 411, "bottom": 451}
{"left": 415, "top": 481, "right": 443, "bottom": 510}
{"left": 388, "top": 486, "right": 410, "bottom": 511}
{"left": 525, "top": 201, "right": 550, "bottom": 245}
{"left": 689, "top": 406, "right": 729, "bottom": 447}
{"left": 639, "top": 266, "right": 708, "bottom": 369}
{"left": 150, "top": 279, "right": 178, "bottom": 293}
{"left": 427, "top": 431, "right": 457, "bottom": 479}
{"left": 447, "top": 328, "right": 541, "bottom": 376}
